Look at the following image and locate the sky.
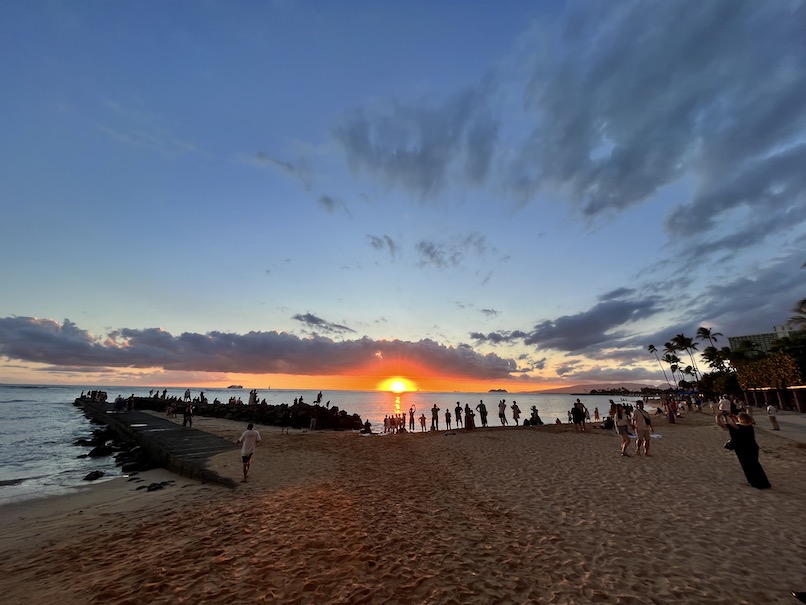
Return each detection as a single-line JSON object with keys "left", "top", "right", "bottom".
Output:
{"left": 1, "top": 0, "right": 805, "bottom": 392}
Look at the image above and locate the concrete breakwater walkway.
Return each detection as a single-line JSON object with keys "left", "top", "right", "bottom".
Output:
{"left": 76, "top": 398, "right": 237, "bottom": 488}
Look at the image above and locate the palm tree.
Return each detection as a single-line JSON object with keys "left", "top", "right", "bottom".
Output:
{"left": 789, "top": 298, "right": 806, "bottom": 331}
{"left": 648, "top": 344, "right": 672, "bottom": 389}
{"left": 671, "top": 333, "right": 701, "bottom": 380}
{"left": 697, "top": 327, "right": 725, "bottom": 371}
{"left": 696, "top": 326, "right": 723, "bottom": 349}
{"left": 662, "top": 351, "right": 682, "bottom": 387}
{"left": 701, "top": 346, "right": 728, "bottom": 371}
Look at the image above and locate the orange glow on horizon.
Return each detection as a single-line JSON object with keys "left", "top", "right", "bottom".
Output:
{"left": 378, "top": 376, "right": 418, "bottom": 393}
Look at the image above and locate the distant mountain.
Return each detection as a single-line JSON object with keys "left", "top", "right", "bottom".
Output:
{"left": 535, "top": 383, "right": 661, "bottom": 394}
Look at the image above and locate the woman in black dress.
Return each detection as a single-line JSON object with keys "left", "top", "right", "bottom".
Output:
{"left": 718, "top": 412, "right": 771, "bottom": 489}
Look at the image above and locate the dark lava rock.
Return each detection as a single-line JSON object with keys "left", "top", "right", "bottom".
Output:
{"left": 83, "top": 471, "right": 105, "bottom": 481}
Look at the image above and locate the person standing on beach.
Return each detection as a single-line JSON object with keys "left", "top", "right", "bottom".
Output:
{"left": 718, "top": 395, "right": 732, "bottom": 419}
{"left": 431, "top": 403, "right": 440, "bottom": 431}
{"left": 454, "top": 402, "right": 463, "bottom": 428}
{"left": 409, "top": 406, "right": 416, "bottom": 432}
{"left": 717, "top": 412, "right": 771, "bottom": 489}
{"left": 632, "top": 401, "right": 653, "bottom": 456}
{"left": 419, "top": 413, "right": 427, "bottom": 432}
{"left": 445, "top": 409, "right": 452, "bottom": 430}
{"left": 766, "top": 403, "right": 780, "bottom": 430}
{"left": 571, "top": 399, "right": 586, "bottom": 433}
{"left": 464, "top": 403, "right": 475, "bottom": 430}
{"left": 237, "top": 423, "right": 261, "bottom": 482}
{"left": 498, "top": 400, "right": 509, "bottom": 426}
{"left": 476, "top": 400, "right": 488, "bottom": 427}
{"left": 511, "top": 401, "right": 521, "bottom": 426}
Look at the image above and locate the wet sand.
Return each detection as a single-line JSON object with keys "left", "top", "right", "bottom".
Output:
{"left": 1, "top": 411, "right": 805, "bottom": 604}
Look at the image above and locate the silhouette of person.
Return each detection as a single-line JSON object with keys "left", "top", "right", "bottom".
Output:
{"left": 454, "top": 402, "right": 463, "bottom": 428}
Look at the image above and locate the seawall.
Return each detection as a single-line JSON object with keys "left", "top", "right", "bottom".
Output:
{"left": 77, "top": 397, "right": 238, "bottom": 488}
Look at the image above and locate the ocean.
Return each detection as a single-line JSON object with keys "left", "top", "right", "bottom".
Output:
{"left": 0, "top": 384, "right": 632, "bottom": 505}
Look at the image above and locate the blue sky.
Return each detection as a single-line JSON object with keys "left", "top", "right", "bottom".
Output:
{"left": 1, "top": 0, "right": 804, "bottom": 390}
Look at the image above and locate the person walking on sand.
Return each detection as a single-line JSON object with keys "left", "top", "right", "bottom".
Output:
{"left": 237, "top": 423, "right": 261, "bottom": 482}
{"left": 183, "top": 402, "right": 194, "bottom": 429}
{"left": 614, "top": 404, "right": 631, "bottom": 456}
{"left": 454, "top": 402, "right": 463, "bottom": 428}
{"left": 766, "top": 403, "right": 780, "bottom": 430}
{"left": 632, "top": 401, "right": 653, "bottom": 456}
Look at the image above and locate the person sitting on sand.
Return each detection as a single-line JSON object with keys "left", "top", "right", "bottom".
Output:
{"left": 237, "top": 423, "right": 261, "bottom": 482}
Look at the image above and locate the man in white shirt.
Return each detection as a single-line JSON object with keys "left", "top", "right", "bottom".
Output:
{"left": 718, "top": 395, "right": 732, "bottom": 418}
{"left": 237, "top": 423, "right": 262, "bottom": 482}
{"left": 766, "top": 404, "right": 780, "bottom": 430}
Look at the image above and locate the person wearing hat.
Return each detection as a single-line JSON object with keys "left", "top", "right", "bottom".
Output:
{"left": 716, "top": 412, "right": 771, "bottom": 489}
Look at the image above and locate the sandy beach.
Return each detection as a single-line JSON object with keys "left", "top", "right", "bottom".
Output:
{"left": 2, "top": 410, "right": 805, "bottom": 604}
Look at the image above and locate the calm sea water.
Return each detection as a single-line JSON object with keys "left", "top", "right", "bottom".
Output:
{"left": 0, "top": 384, "right": 629, "bottom": 505}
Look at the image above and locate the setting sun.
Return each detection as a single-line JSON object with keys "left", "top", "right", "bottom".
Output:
{"left": 380, "top": 377, "right": 417, "bottom": 393}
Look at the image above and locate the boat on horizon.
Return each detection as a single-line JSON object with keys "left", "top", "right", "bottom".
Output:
{"left": 227, "top": 385, "right": 243, "bottom": 389}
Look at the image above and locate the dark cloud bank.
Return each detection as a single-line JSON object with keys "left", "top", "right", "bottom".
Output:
{"left": 0, "top": 317, "right": 517, "bottom": 379}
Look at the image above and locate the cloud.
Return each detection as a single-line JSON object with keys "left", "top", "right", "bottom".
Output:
{"left": 507, "top": 0, "right": 806, "bottom": 256}
{"left": 333, "top": 84, "right": 498, "bottom": 198}
{"left": 416, "top": 232, "right": 489, "bottom": 268}
{"left": 251, "top": 151, "right": 314, "bottom": 190}
{"left": 292, "top": 313, "right": 355, "bottom": 335}
{"left": 318, "top": 195, "right": 352, "bottom": 216}
{"left": 98, "top": 100, "right": 201, "bottom": 158}
{"left": 471, "top": 289, "right": 662, "bottom": 354}
{"left": 0, "top": 317, "right": 517, "bottom": 380}
{"left": 367, "top": 234, "right": 398, "bottom": 259}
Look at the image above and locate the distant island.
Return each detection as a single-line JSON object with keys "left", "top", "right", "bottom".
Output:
{"left": 227, "top": 385, "right": 243, "bottom": 389}
{"left": 488, "top": 388, "right": 508, "bottom": 393}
